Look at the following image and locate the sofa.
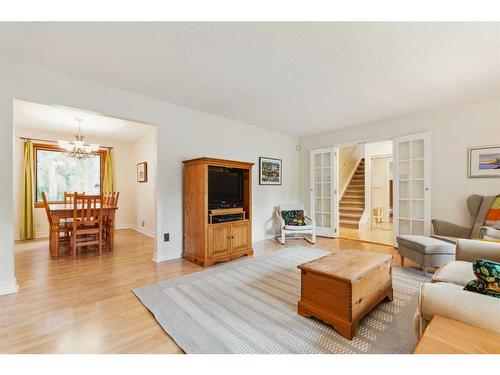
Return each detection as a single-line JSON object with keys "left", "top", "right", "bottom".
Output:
{"left": 414, "top": 239, "right": 500, "bottom": 338}
{"left": 432, "top": 194, "right": 500, "bottom": 244}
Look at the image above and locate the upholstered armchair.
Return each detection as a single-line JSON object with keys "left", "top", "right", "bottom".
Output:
{"left": 275, "top": 204, "right": 316, "bottom": 245}
{"left": 432, "top": 194, "right": 500, "bottom": 243}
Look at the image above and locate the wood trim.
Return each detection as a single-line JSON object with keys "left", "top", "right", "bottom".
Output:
{"left": 183, "top": 157, "right": 254, "bottom": 169}
{"left": 33, "top": 143, "right": 107, "bottom": 208}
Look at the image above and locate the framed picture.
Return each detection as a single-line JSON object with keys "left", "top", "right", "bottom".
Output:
{"left": 137, "top": 162, "right": 148, "bottom": 182}
{"left": 468, "top": 145, "right": 500, "bottom": 178}
{"left": 259, "top": 157, "right": 282, "bottom": 185}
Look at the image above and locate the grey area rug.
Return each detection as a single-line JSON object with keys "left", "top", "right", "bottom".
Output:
{"left": 133, "top": 246, "right": 430, "bottom": 354}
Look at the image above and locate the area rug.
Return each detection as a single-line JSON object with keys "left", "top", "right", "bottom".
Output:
{"left": 133, "top": 246, "right": 429, "bottom": 354}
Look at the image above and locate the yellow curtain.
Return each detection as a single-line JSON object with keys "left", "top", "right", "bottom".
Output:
{"left": 20, "top": 141, "right": 35, "bottom": 240}
{"left": 103, "top": 149, "right": 114, "bottom": 193}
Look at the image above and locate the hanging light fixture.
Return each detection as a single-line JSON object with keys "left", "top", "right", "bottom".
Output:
{"left": 58, "top": 118, "right": 99, "bottom": 159}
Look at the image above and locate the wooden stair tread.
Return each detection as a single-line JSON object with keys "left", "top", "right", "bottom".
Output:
{"left": 338, "top": 158, "right": 365, "bottom": 228}
{"left": 340, "top": 213, "right": 363, "bottom": 219}
{"left": 339, "top": 206, "right": 364, "bottom": 212}
{"left": 339, "top": 219, "right": 360, "bottom": 228}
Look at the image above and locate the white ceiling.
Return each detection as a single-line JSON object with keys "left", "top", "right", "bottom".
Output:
{"left": 14, "top": 99, "right": 154, "bottom": 142}
{"left": 2, "top": 22, "right": 500, "bottom": 137}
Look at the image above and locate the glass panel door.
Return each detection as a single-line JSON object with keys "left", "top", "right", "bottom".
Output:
{"left": 393, "top": 133, "right": 431, "bottom": 243}
{"left": 310, "top": 147, "right": 338, "bottom": 237}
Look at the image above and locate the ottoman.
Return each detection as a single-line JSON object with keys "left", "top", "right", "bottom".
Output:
{"left": 397, "top": 235, "right": 456, "bottom": 275}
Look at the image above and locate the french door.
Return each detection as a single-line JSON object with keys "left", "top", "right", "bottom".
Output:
{"left": 393, "top": 132, "right": 431, "bottom": 243}
{"left": 310, "top": 147, "right": 338, "bottom": 237}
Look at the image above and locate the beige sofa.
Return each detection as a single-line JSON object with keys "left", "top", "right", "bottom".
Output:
{"left": 414, "top": 239, "right": 500, "bottom": 338}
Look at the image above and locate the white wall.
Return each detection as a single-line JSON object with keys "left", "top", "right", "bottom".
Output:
{"left": 362, "top": 140, "right": 393, "bottom": 227}
{"left": 338, "top": 144, "right": 362, "bottom": 198}
{"left": 299, "top": 96, "right": 500, "bottom": 230}
{"left": 363, "top": 141, "right": 392, "bottom": 159}
{"left": 370, "top": 156, "right": 392, "bottom": 223}
{"left": 132, "top": 130, "right": 157, "bottom": 238}
{"left": 0, "top": 61, "right": 299, "bottom": 294}
{"left": 13, "top": 127, "right": 137, "bottom": 240}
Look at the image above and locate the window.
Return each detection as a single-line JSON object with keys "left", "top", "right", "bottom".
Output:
{"left": 34, "top": 144, "right": 105, "bottom": 206}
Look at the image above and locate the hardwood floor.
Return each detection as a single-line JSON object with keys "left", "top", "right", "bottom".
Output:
{"left": 339, "top": 222, "right": 394, "bottom": 246}
{"left": 0, "top": 229, "right": 419, "bottom": 354}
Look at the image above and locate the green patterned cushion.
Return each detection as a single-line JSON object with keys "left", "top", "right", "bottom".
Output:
{"left": 281, "top": 210, "right": 306, "bottom": 226}
{"left": 463, "top": 259, "right": 500, "bottom": 298}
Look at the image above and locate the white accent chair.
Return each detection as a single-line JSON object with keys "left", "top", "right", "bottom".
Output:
{"left": 275, "top": 204, "right": 316, "bottom": 245}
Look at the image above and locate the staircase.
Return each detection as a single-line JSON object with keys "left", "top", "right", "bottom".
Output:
{"left": 339, "top": 158, "right": 365, "bottom": 229}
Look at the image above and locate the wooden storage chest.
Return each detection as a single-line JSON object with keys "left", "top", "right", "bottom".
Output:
{"left": 297, "top": 250, "right": 393, "bottom": 340}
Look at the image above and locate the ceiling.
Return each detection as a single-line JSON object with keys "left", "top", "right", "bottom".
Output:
{"left": 2, "top": 22, "right": 500, "bottom": 137}
{"left": 14, "top": 99, "right": 154, "bottom": 142}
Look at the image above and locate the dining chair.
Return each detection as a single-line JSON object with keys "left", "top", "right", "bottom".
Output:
{"left": 64, "top": 191, "right": 85, "bottom": 204}
{"left": 103, "top": 192, "right": 119, "bottom": 251}
{"left": 71, "top": 194, "right": 104, "bottom": 257}
{"left": 41, "top": 192, "right": 71, "bottom": 258}
{"left": 103, "top": 192, "right": 119, "bottom": 206}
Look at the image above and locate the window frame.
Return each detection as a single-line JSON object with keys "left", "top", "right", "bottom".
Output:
{"left": 33, "top": 143, "right": 106, "bottom": 208}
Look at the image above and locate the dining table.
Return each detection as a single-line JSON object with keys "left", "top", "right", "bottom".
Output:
{"left": 47, "top": 203, "right": 118, "bottom": 258}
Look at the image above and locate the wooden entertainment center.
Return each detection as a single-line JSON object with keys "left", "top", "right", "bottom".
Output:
{"left": 183, "top": 157, "right": 254, "bottom": 267}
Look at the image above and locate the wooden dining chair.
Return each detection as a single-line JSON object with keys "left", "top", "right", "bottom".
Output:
{"left": 103, "top": 192, "right": 119, "bottom": 206}
{"left": 103, "top": 192, "right": 119, "bottom": 251}
{"left": 64, "top": 192, "right": 85, "bottom": 204}
{"left": 71, "top": 194, "right": 104, "bottom": 257}
{"left": 41, "top": 192, "right": 71, "bottom": 258}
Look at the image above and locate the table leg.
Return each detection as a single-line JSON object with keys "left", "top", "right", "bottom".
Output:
{"left": 50, "top": 214, "right": 60, "bottom": 259}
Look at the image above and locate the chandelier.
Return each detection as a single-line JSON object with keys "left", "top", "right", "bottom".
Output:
{"left": 58, "top": 119, "right": 100, "bottom": 159}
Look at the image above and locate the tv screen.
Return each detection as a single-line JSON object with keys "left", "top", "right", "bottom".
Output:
{"left": 208, "top": 167, "right": 243, "bottom": 207}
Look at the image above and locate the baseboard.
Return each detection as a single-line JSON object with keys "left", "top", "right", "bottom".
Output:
{"left": 131, "top": 225, "right": 156, "bottom": 238}
{"left": 16, "top": 225, "right": 155, "bottom": 241}
{"left": 115, "top": 224, "right": 156, "bottom": 238}
{"left": 115, "top": 224, "right": 135, "bottom": 231}
{"left": 153, "top": 252, "right": 181, "bottom": 263}
{"left": 0, "top": 278, "right": 19, "bottom": 296}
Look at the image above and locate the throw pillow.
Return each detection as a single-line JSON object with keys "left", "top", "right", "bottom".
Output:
{"left": 485, "top": 195, "right": 500, "bottom": 230}
{"left": 281, "top": 210, "right": 306, "bottom": 226}
{"left": 463, "top": 258, "right": 500, "bottom": 299}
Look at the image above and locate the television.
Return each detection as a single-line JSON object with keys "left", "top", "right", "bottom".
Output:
{"left": 208, "top": 167, "right": 243, "bottom": 208}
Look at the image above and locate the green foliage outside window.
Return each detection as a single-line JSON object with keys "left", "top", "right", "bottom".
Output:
{"left": 36, "top": 149, "right": 101, "bottom": 202}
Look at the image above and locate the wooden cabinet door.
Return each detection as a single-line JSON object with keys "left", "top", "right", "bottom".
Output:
{"left": 230, "top": 221, "right": 250, "bottom": 253}
{"left": 208, "top": 224, "right": 231, "bottom": 259}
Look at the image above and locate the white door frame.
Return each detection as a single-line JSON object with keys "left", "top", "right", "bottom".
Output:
{"left": 310, "top": 147, "right": 339, "bottom": 237}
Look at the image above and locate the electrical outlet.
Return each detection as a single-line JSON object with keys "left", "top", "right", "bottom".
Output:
{"left": 141, "top": 220, "right": 145, "bottom": 227}
{"left": 164, "top": 233, "right": 170, "bottom": 242}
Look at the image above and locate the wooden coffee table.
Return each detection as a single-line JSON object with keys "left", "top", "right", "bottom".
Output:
{"left": 297, "top": 250, "right": 393, "bottom": 340}
{"left": 414, "top": 315, "right": 500, "bottom": 354}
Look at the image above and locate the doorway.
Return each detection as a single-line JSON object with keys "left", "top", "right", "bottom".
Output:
{"left": 337, "top": 140, "right": 394, "bottom": 246}
{"left": 311, "top": 133, "right": 431, "bottom": 247}
{"left": 13, "top": 98, "right": 158, "bottom": 258}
